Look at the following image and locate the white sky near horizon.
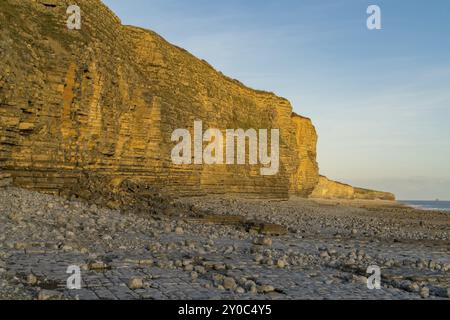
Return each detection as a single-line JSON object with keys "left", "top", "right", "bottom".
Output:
{"left": 102, "top": 0, "right": 450, "bottom": 200}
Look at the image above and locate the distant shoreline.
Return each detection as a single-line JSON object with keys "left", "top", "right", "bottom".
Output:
{"left": 399, "top": 200, "right": 450, "bottom": 212}
{"left": 305, "top": 197, "right": 450, "bottom": 213}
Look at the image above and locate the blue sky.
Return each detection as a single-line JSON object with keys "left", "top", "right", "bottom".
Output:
{"left": 102, "top": 0, "right": 450, "bottom": 200}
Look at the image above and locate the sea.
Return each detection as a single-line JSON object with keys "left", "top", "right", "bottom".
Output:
{"left": 400, "top": 200, "right": 450, "bottom": 212}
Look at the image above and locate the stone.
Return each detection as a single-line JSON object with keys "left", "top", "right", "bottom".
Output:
{"left": 88, "top": 261, "right": 110, "bottom": 270}
{"left": 250, "top": 285, "right": 258, "bottom": 294}
{"left": 254, "top": 254, "right": 264, "bottom": 263}
{"left": 37, "top": 290, "right": 63, "bottom": 301}
{"left": 254, "top": 237, "right": 273, "bottom": 247}
{"left": 182, "top": 259, "right": 193, "bottom": 267}
{"left": 128, "top": 277, "right": 144, "bottom": 290}
{"left": 236, "top": 287, "right": 245, "bottom": 294}
{"left": 106, "top": 200, "right": 120, "bottom": 210}
{"left": 224, "top": 246, "right": 234, "bottom": 255}
{"left": 184, "top": 265, "right": 194, "bottom": 272}
{"left": 244, "top": 280, "right": 257, "bottom": 291}
{"left": 226, "top": 264, "right": 237, "bottom": 270}
{"left": 408, "top": 282, "right": 420, "bottom": 293}
{"left": 258, "top": 285, "right": 275, "bottom": 294}
{"left": 212, "top": 274, "right": 224, "bottom": 282}
{"left": 27, "top": 274, "right": 38, "bottom": 286}
{"left": 352, "top": 275, "right": 368, "bottom": 285}
{"left": 194, "top": 266, "right": 206, "bottom": 274}
{"left": 139, "top": 259, "right": 154, "bottom": 266}
{"left": 420, "top": 287, "right": 430, "bottom": 299}
{"left": 14, "top": 242, "right": 28, "bottom": 250}
{"left": 249, "top": 223, "right": 288, "bottom": 236}
{"left": 223, "top": 277, "right": 237, "bottom": 291}
{"left": 213, "top": 263, "right": 226, "bottom": 271}
{"left": 276, "top": 259, "right": 286, "bottom": 268}
{"left": 428, "top": 261, "right": 436, "bottom": 269}
{"left": 175, "top": 227, "right": 184, "bottom": 235}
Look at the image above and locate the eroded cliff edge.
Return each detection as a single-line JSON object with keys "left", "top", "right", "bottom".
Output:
{"left": 0, "top": 0, "right": 394, "bottom": 201}
{"left": 310, "top": 177, "right": 395, "bottom": 201}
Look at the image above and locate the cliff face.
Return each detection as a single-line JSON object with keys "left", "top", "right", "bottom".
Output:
{"left": 289, "top": 114, "right": 319, "bottom": 197}
{"left": 310, "top": 176, "right": 355, "bottom": 200}
{"left": 0, "top": 0, "right": 394, "bottom": 200}
{"left": 311, "top": 176, "right": 395, "bottom": 201}
{"left": 353, "top": 188, "right": 396, "bottom": 201}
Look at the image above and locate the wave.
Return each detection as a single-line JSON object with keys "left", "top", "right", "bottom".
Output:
{"left": 400, "top": 201, "right": 450, "bottom": 212}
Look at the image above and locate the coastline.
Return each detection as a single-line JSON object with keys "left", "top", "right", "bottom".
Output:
{"left": 1, "top": 187, "right": 448, "bottom": 300}
{"left": 311, "top": 197, "right": 450, "bottom": 213}
{"left": 398, "top": 201, "right": 450, "bottom": 213}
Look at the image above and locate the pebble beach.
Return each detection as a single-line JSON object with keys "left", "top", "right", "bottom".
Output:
{"left": 0, "top": 187, "right": 448, "bottom": 300}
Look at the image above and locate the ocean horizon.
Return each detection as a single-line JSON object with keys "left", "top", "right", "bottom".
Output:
{"left": 399, "top": 200, "right": 450, "bottom": 212}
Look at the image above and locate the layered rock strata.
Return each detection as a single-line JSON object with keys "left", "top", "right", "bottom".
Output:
{"left": 0, "top": 0, "right": 394, "bottom": 201}
{"left": 311, "top": 176, "right": 395, "bottom": 201}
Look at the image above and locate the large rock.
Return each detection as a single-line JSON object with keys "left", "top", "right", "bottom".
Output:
{"left": 0, "top": 0, "right": 394, "bottom": 201}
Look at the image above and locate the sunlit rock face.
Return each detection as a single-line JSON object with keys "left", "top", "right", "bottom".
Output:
{"left": 311, "top": 176, "right": 395, "bottom": 201}
{"left": 0, "top": 0, "right": 394, "bottom": 200}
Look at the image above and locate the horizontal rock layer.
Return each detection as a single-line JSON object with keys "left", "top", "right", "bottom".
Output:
{"left": 311, "top": 176, "right": 395, "bottom": 201}
{"left": 0, "top": 0, "right": 394, "bottom": 201}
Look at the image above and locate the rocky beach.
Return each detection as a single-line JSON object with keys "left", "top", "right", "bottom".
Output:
{"left": 1, "top": 185, "right": 448, "bottom": 300}
{"left": 1, "top": 0, "right": 449, "bottom": 302}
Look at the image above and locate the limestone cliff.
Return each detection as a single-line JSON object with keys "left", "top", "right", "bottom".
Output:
{"left": 0, "top": 0, "right": 394, "bottom": 201}
{"left": 353, "top": 188, "right": 396, "bottom": 201}
{"left": 289, "top": 114, "right": 319, "bottom": 197}
{"left": 310, "top": 176, "right": 395, "bottom": 201}
{"left": 310, "top": 176, "right": 355, "bottom": 199}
